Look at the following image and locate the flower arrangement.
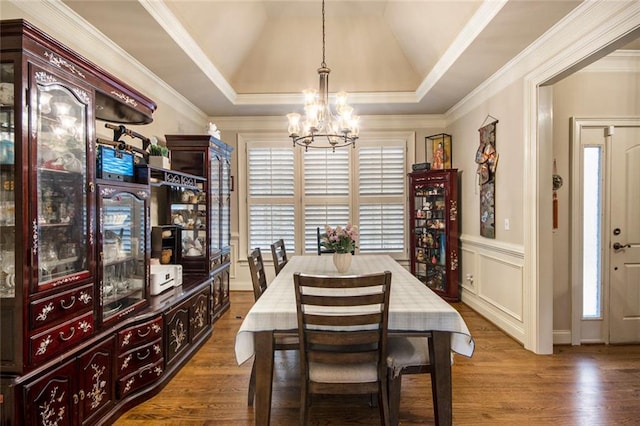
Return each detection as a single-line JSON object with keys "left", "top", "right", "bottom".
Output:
{"left": 320, "top": 224, "right": 359, "bottom": 254}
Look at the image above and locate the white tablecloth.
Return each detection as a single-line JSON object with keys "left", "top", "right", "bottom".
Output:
{"left": 235, "top": 255, "right": 475, "bottom": 365}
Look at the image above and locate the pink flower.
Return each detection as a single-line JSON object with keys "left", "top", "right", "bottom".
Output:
{"left": 319, "top": 224, "right": 358, "bottom": 253}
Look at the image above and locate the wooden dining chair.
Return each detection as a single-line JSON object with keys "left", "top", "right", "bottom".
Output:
{"left": 386, "top": 336, "right": 433, "bottom": 425}
{"left": 270, "top": 239, "right": 288, "bottom": 275}
{"left": 294, "top": 271, "right": 393, "bottom": 426}
{"left": 246, "top": 247, "right": 298, "bottom": 406}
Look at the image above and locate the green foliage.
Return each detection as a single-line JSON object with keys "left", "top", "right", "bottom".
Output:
{"left": 148, "top": 144, "right": 169, "bottom": 157}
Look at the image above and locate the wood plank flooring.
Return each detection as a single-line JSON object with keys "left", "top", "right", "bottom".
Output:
{"left": 114, "top": 291, "right": 640, "bottom": 425}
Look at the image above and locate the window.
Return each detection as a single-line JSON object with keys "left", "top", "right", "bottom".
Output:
{"left": 243, "top": 134, "right": 411, "bottom": 257}
{"left": 357, "top": 144, "right": 405, "bottom": 252}
{"left": 303, "top": 149, "right": 351, "bottom": 252}
{"left": 247, "top": 145, "right": 296, "bottom": 252}
{"left": 582, "top": 146, "right": 603, "bottom": 318}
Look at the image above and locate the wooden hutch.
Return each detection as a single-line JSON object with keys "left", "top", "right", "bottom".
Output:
{"left": 0, "top": 19, "right": 230, "bottom": 425}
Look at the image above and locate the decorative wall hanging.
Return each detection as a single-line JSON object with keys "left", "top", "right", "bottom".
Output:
{"left": 476, "top": 115, "right": 499, "bottom": 238}
{"left": 552, "top": 159, "right": 563, "bottom": 229}
{"left": 427, "top": 133, "right": 452, "bottom": 169}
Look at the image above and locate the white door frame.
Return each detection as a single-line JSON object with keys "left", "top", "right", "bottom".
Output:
{"left": 523, "top": 3, "right": 640, "bottom": 354}
{"left": 570, "top": 119, "right": 640, "bottom": 345}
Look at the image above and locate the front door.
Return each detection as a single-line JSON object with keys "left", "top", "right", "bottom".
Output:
{"left": 609, "top": 125, "right": 640, "bottom": 343}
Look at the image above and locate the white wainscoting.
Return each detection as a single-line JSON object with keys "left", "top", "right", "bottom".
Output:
{"left": 460, "top": 234, "right": 526, "bottom": 344}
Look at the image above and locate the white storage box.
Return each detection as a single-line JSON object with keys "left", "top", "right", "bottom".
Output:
{"left": 150, "top": 264, "right": 183, "bottom": 296}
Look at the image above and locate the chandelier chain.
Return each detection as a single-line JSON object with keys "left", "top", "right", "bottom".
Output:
{"left": 321, "top": 0, "right": 326, "bottom": 68}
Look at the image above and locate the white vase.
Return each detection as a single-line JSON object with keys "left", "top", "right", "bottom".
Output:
{"left": 332, "top": 252, "right": 352, "bottom": 273}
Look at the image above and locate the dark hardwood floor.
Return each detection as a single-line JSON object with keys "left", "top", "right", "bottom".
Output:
{"left": 114, "top": 291, "right": 640, "bottom": 425}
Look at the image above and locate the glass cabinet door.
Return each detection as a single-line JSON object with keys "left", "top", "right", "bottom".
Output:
{"left": 34, "top": 68, "right": 91, "bottom": 289}
{"left": 0, "top": 62, "right": 15, "bottom": 298}
{"left": 221, "top": 156, "right": 231, "bottom": 253}
{"left": 209, "top": 152, "right": 221, "bottom": 258}
{"left": 99, "top": 187, "right": 148, "bottom": 323}
{"left": 170, "top": 185, "right": 206, "bottom": 260}
{"left": 413, "top": 182, "right": 448, "bottom": 292}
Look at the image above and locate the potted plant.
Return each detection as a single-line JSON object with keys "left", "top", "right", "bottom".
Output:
{"left": 319, "top": 224, "right": 358, "bottom": 272}
{"left": 147, "top": 138, "right": 170, "bottom": 169}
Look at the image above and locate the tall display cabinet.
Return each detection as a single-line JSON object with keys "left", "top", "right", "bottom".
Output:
{"left": 165, "top": 134, "right": 232, "bottom": 320}
{"left": 0, "top": 20, "right": 227, "bottom": 425}
{"left": 408, "top": 169, "right": 460, "bottom": 301}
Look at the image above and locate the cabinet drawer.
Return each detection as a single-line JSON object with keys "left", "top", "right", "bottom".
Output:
{"left": 29, "top": 284, "right": 94, "bottom": 331}
{"left": 117, "top": 357, "right": 164, "bottom": 399}
{"left": 117, "top": 316, "right": 163, "bottom": 353}
{"left": 29, "top": 312, "right": 94, "bottom": 365}
{"left": 117, "top": 337, "right": 163, "bottom": 378}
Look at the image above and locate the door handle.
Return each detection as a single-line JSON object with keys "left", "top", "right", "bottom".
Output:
{"left": 613, "top": 242, "right": 631, "bottom": 250}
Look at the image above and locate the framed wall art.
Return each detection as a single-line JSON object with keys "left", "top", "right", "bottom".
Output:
{"left": 427, "top": 133, "right": 452, "bottom": 170}
{"left": 476, "top": 116, "right": 499, "bottom": 238}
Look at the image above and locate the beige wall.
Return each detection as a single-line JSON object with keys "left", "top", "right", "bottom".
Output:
{"left": 447, "top": 79, "right": 525, "bottom": 245}
{"left": 551, "top": 70, "right": 640, "bottom": 332}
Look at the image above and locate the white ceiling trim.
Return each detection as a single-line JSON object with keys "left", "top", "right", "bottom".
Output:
{"left": 139, "top": 0, "right": 237, "bottom": 103}
{"left": 10, "top": 0, "right": 207, "bottom": 124}
{"left": 580, "top": 50, "right": 640, "bottom": 73}
{"left": 234, "top": 90, "right": 419, "bottom": 107}
{"left": 211, "top": 114, "right": 445, "bottom": 132}
{"left": 446, "top": 0, "right": 640, "bottom": 123}
{"left": 415, "top": 0, "right": 508, "bottom": 101}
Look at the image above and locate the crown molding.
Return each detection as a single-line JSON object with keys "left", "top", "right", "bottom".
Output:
{"left": 416, "top": 0, "right": 508, "bottom": 100}
{"left": 210, "top": 114, "right": 445, "bottom": 132}
{"left": 8, "top": 0, "right": 207, "bottom": 124}
{"left": 580, "top": 50, "right": 640, "bottom": 73}
{"left": 445, "top": 0, "right": 640, "bottom": 124}
{"left": 139, "top": 0, "right": 237, "bottom": 103}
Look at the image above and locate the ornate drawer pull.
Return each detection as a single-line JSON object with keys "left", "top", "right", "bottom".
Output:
{"left": 60, "top": 296, "right": 76, "bottom": 310}
{"left": 59, "top": 327, "right": 75, "bottom": 342}
{"left": 73, "top": 389, "right": 85, "bottom": 404}
{"left": 136, "top": 349, "right": 150, "bottom": 361}
{"left": 137, "top": 326, "right": 151, "bottom": 338}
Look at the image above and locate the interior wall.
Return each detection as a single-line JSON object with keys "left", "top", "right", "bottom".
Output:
{"left": 551, "top": 68, "right": 640, "bottom": 335}
{"left": 446, "top": 79, "right": 527, "bottom": 343}
{"left": 211, "top": 117, "right": 446, "bottom": 291}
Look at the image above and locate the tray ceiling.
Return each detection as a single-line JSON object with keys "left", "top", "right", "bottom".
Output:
{"left": 61, "top": 0, "right": 588, "bottom": 116}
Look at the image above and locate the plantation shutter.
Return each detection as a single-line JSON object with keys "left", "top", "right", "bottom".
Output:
{"left": 358, "top": 145, "right": 405, "bottom": 252}
{"left": 303, "top": 149, "right": 350, "bottom": 252}
{"left": 247, "top": 146, "right": 295, "bottom": 251}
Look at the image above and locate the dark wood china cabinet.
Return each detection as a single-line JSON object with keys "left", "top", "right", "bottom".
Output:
{"left": 408, "top": 169, "right": 460, "bottom": 301}
{"left": 165, "top": 134, "right": 233, "bottom": 320}
{"left": 0, "top": 19, "right": 226, "bottom": 425}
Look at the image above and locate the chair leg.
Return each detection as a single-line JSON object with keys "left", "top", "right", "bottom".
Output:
{"left": 380, "top": 381, "right": 391, "bottom": 426}
{"left": 300, "top": 384, "right": 309, "bottom": 426}
{"left": 247, "top": 359, "right": 256, "bottom": 406}
{"left": 387, "top": 370, "right": 402, "bottom": 426}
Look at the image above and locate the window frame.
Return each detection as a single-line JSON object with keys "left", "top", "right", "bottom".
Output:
{"left": 238, "top": 131, "right": 415, "bottom": 262}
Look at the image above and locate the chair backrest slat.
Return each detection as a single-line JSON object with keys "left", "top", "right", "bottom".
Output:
{"left": 270, "top": 239, "right": 288, "bottom": 275}
{"left": 247, "top": 247, "right": 268, "bottom": 301}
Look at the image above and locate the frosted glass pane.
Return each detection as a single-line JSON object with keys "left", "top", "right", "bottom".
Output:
{"left": 583, "top": 146, "right": 602, "bottom": 318}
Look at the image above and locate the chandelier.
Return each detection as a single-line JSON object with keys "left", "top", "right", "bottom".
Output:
{"left": 286, "top": 0, "right": 359, "bottom": 151}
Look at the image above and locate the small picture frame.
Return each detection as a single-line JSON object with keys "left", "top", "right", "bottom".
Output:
{"left": 427, "top": 133, "right": 452, "bottom": 170}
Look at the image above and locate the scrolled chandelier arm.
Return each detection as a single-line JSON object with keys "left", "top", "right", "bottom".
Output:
{"left": 286, "top": 0, "right": 359, "bottom": 151}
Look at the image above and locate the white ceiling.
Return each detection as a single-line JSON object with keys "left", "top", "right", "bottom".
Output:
{"left": 62, "top": 0, "right": 586, "bottom": 117}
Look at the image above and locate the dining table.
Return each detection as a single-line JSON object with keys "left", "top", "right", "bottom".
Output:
{"left": 235, "top": 254, "right": 475, "bottom": 425}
